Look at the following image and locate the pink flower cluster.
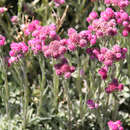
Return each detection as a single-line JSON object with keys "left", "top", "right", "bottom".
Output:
{"left": 67, "top": 28, "right": 97, "bottom": 49}
{"left": 86, "top": 47, "right": 100, "bottom": 59}
{"left": 8, "top": 42, "right": 28, "bottom": 65}
{"left": 108, "top": 120, "right": 124, "bottom": 130}
{"left": 87, "top": 8, "right": 130, "bottom": 37}
{"left": 53, "top": 0, "right": 65, "bottom": 6}
{"left": 23, "top": 20, "right": 60, "bottom": 55}
{"left": 21, "top": 20, "right": 40, "bottom": 36}
{"left": 97, "top": 45, "right": 127, "bottom": 79}
{"left": 105, "top": 79, "right": 124, "bottom": 93}
{"left": 0, "top": 7, "right": 7, "bottom": 14}
{"left": 42, "top": 40, "right": 67, "bottom": 58}
{"left": 86, "top": 11, "right": 98, "bottom": 23}
{"left": 96, "top": 45, "right": 127, "bottom": 67}
{"left": 115, "top": 10, "right": 130, "bottom": 37}
{"left": 21, "top": 20, "right": 76, "bottom": 78}
{"left": 105, "top": 0, "right": 130, "bottom": 9}
{"left": 31, "top": 23, "right": 59, "bottom": 41}
{"left": 86, "top": 45, "right": 127, "bottom": 80}
{"left": 28, "top": 38, "right": 43, "bottom": 55}
{"left": 87, "top": 8, "right": 117, "bottom": 38}
{"left": 0, "top": 35, "right": 6, "bottom": 46}
{"left": 54, "top": 58, "right": 75, "bottom": 78}
{"left": 98, "top": 67, "right": 108, "bottom": 80}
{"left": 86, "top": 100, "right": 98, "bottom": 109}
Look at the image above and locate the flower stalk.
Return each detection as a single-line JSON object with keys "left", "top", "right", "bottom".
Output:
{"left": 0, "top": 48, "right": 10, "bottom": 120}
{"left": 64, "top": 79, "right": 72, "bottom": 130}
{"left": 37, "top": 55, "right": 46, "bottom": 115}
{"left": 21, "top": 60, "right": 29, "bottom": 129}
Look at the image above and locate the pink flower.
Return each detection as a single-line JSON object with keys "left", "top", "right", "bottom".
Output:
{"left": 108, "top": 120, "right": 124, "bottom": 130}
{"left": 105, "top": 79, "right": 124, "bottom": 93}
{"left": 64, "top": 72, "right": 71, "bottom": 79}
{"left": 0, "top": 7, "right": 7, "bottom": 14}
{"left": 89, "top": 10, "right": 117, "bottom": 38}
{"left": 43, "top": 40, "right": 67, "bottom": 58}
{"left": 70, "top": 66, "right": 75, "bottom": 73}
{"left": 98, "top": 67, "right": 107, "bottom": 80}
{"left": 54, "top": 58, "right": 75, "bottom": 78}
{"left": 8, "top": 57, "right": 18, "bottom": 66}
{"left": 68, "top": 28, "right": 77, "bottom": 36}
{"left": 11, "top": 16, "right": 18, "bottom": 24}
{"left": 101, "top": 8, "right": 114, "bottom": 21}
{"left": 96, "top": 45, "right": 127, "bottom": 67}
{"left": 122, "top": 29, "right": 128, "bottom": 37}
{"left": 67, "top": 41, "right": 76, "bottom": 51}
{"left": 118, "top": 84, "right": 124, "bottom": 91}
{"left": 21, "top": 20, "right": 40, "bottom": 36}
{"left": 9, "top": 42, "right": 28, "bottom": 65}
{"left": 0, "top": 35, "right": 6, "bottom": 46}
{"left": 105, "top": 0, "right": 129, "bottom": 9}
{"left": 28, "top": 38, "right": 42, "bottom": 54}
{"left": 86, "top": 11, "right": 98, "bottom": 23}
{"left": 86, "top": 100, "right": 98, "bottom": 109}
{"left": 79, "top": 39, "right": 87, "bottom": 48}
{"left": 53, "top": 0, "right": 65, "bottom": 6}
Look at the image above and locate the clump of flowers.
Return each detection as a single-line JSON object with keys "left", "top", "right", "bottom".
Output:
{"left": 98, "top": 67, "right": 108, "bottom": 80}
{"left": 86, "top": 11, "right": 98, "bottom": 23}
{"left": 42, "top": 40, "right": 67, "bottom": 58}
{"left": 86, "top": 45, "right": 127, "bottom": 79}
{"left": 88, "top": 45, "right": 127, "bottom": 67}
{"left": 86, "top": 100, "right": 98, "bottom": 109}
{"left": 87, "top": 7, "right": 130, "bottom": 38}
{"left": 0, "top": 7, "right": 7, "bottom": 14}
{"left": 105, "top": 0, "right": 130, "bottom": 9}
{"left": 115, "top": 10, "right": 130, "bottom": 37}
{"left": 67, "top": 28, "right": 97, "bottom": 50}
{"left": 54, "top": 57, "right": 75, "bottom": 78}
{"left": 96, "top": 45, "right": 127, "bottom": 67}
{"left": 21, "top": 20, "right": 40, "bottom": 36}
{"left": 86, "top": 47, "right": 99, "bottom": 59}
{"left": 32, "top": 23, "right": 59, "bottom": 41}
{"left": 23, "top": 20, "right": 60, "bottom": 55}
{"left": 28, "top": 38, "right": 42, "bottom": 55}
{"left": 0, "top": 35, "right": 6, "bottom": 46}
{"left": 87, "top": 8, "right": 117, "bottom": 38}
{"left": 108, "top": 120, "right": 124, "bottom": 130}
{"left": 105, "top": 79, "right": 124, "bottom": 93}
{"left": 8, "top": 42, "right": 28, "bottom": 65}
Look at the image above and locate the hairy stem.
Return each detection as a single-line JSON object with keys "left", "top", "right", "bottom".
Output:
{"left": 21, "top": 61, "right": 29, "bottom": 129}
{"left": 37, "top": 56, "right": 46, "bottom": 115}
{"left": 64, "top": 79, "right": 72, "bottom": 130}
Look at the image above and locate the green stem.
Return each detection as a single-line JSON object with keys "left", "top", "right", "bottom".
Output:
{"left": 96, "top": 109, "right": 104, "bottom": 130}
{"left": 37, "top": 56, "right": 46, "bottom": 115}
{"left": 112, "top": 94, "right": 119, "bottom": 121}
{"left": 4, "top": 71, "right": 10, "bottom": 119}
{"left": 42, "top": 0, "right": 49, "bottom": 24}
{"left": 76, "top": 50, "right": 83, "bottom": 120}
{"left": 21, "top": 61, "right": 29, "bottom": 129}
{"left": 52, "top": 58, "right": 59, "bottom": 109}
{"left": 18, "top": 0, "right": 24, "bottom": 18}
{"left": 0, "top": 49, "right": 10, "bottom": 120}
{"left": 64, "top": 79, "right": 72, "bottom": 130}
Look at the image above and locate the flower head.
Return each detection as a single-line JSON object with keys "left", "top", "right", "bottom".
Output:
{"left": 108, "top": 120, "right": 124, "bottom": 130}
{"left": 86, "top": 100, "right": 98, "bottom": 109}
{"left": 0, "top": 35, "right": 6, "bottom": 46}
